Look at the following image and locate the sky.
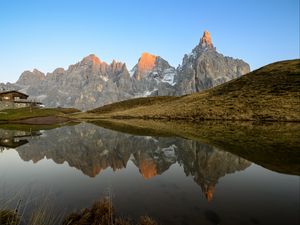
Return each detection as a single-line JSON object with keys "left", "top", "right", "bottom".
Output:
{"left": 0, "top": 0, "right": 299, "bottom": 83}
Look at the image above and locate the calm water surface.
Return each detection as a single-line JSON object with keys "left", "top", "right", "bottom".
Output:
{"left": 0, "top": 123, "right": 299, "bottom": 225}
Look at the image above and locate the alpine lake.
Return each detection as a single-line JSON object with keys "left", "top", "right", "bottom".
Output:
{"left": 0, "top": 120, "right": 299, "bottom": 225}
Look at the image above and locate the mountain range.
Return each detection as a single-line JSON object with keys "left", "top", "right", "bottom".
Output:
{"left": 0, "top": 31, "right": 250, "bottom": 110}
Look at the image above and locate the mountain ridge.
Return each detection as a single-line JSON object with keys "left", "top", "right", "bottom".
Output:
{"left": 0, "top": 31, "right": 250, "bottom": 110}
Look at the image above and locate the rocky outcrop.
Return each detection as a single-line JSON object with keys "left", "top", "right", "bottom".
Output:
{"left": 1, "top": 31, "right": 250, "bottom": 110}
{"left": 175, "top": 31, "right": 250, "bottom": 95}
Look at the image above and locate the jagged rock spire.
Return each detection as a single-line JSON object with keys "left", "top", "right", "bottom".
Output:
{"left": 200, "top": 30, "right": 214, "bottom": 49}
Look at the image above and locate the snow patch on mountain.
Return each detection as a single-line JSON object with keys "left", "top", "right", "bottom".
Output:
{"left": 161, "top": 69, "right": 176, "bottom": 86}
{"left": 129, "top": 70, "right": 135, "bottom": 77}
{"left": 162, "top": 144, "right": 177, "bottom": 156}
{"left": 100, "top": 75, "right": 109, "bottom": 82}
{"left": 135, "top": 88, "right": 158, "bottom": 97}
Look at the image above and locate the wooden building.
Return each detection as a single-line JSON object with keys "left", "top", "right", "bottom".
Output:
{"left": 0, "top": 90, "right": 42, "bottom": 110}
{"left": 0, "top": 90, "right": 29, "bottom": 101}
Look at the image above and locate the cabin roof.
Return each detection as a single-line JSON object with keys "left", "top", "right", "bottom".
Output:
{"left": 13, "top": 100, "right": 42, "bottom": 104}
{"left": 0, "top": 90, "right": 29, "bottom": 97}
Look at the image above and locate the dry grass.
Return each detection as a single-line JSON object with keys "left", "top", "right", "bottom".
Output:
{"left": 0, "top": 210, "right": 20, "bottom": 225}
{"left": 27, "top": 201, "right": 64, "bottom": 225}
{"left": 88, "top": 96, "right": 178, "bottom": 115}
{"left": 0, "top": 186, "right": 66, "bottom": 225}
{"left": 0, "top": 107, "right": 80, "bottom": 122}
{"left": 138, "top": 216, "right": 158, "bottom": 225}
{"left": 1, "top": 197, "right": 158, "bottom": 225}
{"left": 63, "top": 198, "right": 115, "bottom": 225}
{"left": 88, "top": 59, "right": 300, "bottom": 122}
{"left": 63, "top": 198, "right": 157, "bottom": 225}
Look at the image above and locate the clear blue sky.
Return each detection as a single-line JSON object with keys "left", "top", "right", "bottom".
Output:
{"left": 0, "top": 0, "right": 299, "bottom": 83}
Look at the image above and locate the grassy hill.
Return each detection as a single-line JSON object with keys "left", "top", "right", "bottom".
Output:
{"left": 0, "top": 107, "right": 80, "bottom": 124}
{"left": 88, "top": 59, "right": 300, "bottom": 122}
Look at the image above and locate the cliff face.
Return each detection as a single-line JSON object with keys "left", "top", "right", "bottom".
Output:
{"left": 1, "top": 31, "right": 250, "bottom": 110}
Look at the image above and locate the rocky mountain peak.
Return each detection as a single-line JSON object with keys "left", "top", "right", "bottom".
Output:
{"left": 134, "top": 52, "right": 158, "bottom": 80}
{"left": 109, "top": 60, "right": 127, "bottom": 75}
{"left": 200, "top": 30, "right": 213, "bottom": 49}
{"left": 81, "top": 54, "right": 102, "bottom": 65}
{"left": 137, "top": 52, "right": 157, "bottom": 73}
{"left": 52, "top": 68, "right": 65, "bottom": 75}
{"left": 110, "top": 59, "right": 123, "bottom": 67}
{"left": 32, "top": 68, "right": 43, "bottom": 74}
{"left": 16, "top": 69, "right": 45, "bottom": 85}
{"left": 139, "top": 52, "right": 157, "bottom": 68}
{"left": 176, "top": 30, "right": 250, "bottom": 95}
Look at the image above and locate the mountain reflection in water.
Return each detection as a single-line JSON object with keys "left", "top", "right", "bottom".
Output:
{"left": 0, "top": 123, "right": 250, "bottom": 202}
{"left": 0, "top": 122, "right": 299, "bottom": 225}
